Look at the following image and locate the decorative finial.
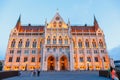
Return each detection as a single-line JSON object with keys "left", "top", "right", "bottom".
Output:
{"left": 56, "top": 8, "right": 59, "bottom": 13}
{"left": 68, "top": 18, "right": 70, "bottom": 23}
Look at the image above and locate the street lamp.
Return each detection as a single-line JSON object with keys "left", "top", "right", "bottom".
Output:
{"left": 87, "top": 62, "right": 90, "bottom": 71}
{"left": 25, "top": 62, "right": 28, "bottom": 71}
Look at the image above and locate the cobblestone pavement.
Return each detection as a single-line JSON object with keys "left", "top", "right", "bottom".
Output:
{"left": 4, "top": 71, "right": 110, "bottom": 80}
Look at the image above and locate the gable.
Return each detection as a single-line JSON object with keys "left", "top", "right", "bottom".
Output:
{"left": 47, "top": 12, "right": 68, "bottom": 29}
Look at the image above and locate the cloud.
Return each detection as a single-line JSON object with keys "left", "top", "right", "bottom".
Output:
{"left": 109, "top": 45, "right": 120, "bottom": 60}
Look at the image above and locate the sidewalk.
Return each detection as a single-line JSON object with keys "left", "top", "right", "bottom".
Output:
{"left": 4, "top": 71, "right": 110, "bottom": 80}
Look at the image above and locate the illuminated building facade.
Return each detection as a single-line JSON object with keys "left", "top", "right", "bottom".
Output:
{"left": 3, "top": 12, "right": 110, "bottom": 71}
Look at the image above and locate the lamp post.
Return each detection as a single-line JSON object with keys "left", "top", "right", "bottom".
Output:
{"left": 25, "top": 62, "right": 28, "bottom": 71}
{"left": 87, "top": 62, "right": 90, "bottom": 71}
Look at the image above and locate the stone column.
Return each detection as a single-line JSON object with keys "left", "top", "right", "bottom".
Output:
{"left": 70, "top": 39, "right": 74, "bottom": 71}
{"left": 41, "top": 45, "right": 45, "bottom": 71}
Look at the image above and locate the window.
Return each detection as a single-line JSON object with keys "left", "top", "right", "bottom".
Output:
{"left": 16, "top": 57, "right": 20, "bottom": 62}
{"left": 24, "top": 50, "right": 29, "bottom": 54}
{"left": 18, "top": 39, "right": 22, "bottom": 48}
{"left": 17, "top": 50, "right": 21, "bottom": 54}
{"left": 78, "top": 40, "right": 82, "bottom": 48}
{"left": 11, "top": 39, "right": 16, "bottom": 48}
{"left": 87, "top": 50, "right": 91, "bottom": 54}
{"left": 101, "top": 50, "right": 105, "bottom": 53}
{"left": 59, "top": 21, "right": 62, "bottom": 27}
{"left": 24, "top": 57, "right": 28, "bottom": 62}
{"left": 31, "top": 57, "right": 35, "bottom": 62}
{"left": 94, "top": 50, "right": 98, "bottom": 54}
{"left": 99, "top": 40, "right": 103, "bottom": 48}
{"left": 53, "top": 48, "right": 56, "bottom": 52}
{"left": 47, "top": 48, "right": 50, "bottom": 52}
{"left": 85, "top": 39, "right": 89, "bottom": 48}
{"left": 47, "top": 36, "right": 51, "bottom": 44}
{"left": 94, "top": 57, "right": 98, "bottom": 62}
{"left": 25, "top": 39, "right": 30, "bottom": 48}
{"left": 10, "top": 50, "right": 14, "bottom": 54}
{"left": 32, "top": 50, "right": 36, "bottom": 54}
{"left": 53, "top": 36, "right": 56, "bottom": 44}
{"left": 65, "top": 47, "right": 69, "bottom": 53}
{"left": 8, "top": 57, "right": 12, "bottom": 62}
{"left": 53, "top": 21, "right": 56, "bottom": 27}
{"left": 80, "top": 57, "right": 84, "bottom": 62}
{"left": 73, "top": 41, "right": 75, "bottom": 48}
{"left": 32, "top": 39, "right": 37, "bottom": 48}
{"left": 59, "top": 36, "right": 62, "bottom": 44}
{"left": 92, "top": 40, "right": 96, "bottom": 48}
{"left": 64, "top": 36, "right": 68, "bottom": 44}
{"left": 87, "top": 57, "right": 91, "bottom": 62}
{"left": 79, "top": 50, "right": 84, "bottom": 54}
{"left": 59, "top": 48, "right": 62, "bottom": 52}
{"left": 40, "top": 41, "right": 42, "bottom": 48}
{"left": 39, "top": 57, "right": 41, "bottom": 62}
{"left": 103, "top": 57, "right": 106, "bottom": 62}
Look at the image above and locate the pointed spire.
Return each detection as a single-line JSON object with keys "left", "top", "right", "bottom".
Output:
{"left": 15, "top": 14, "right": 21, "bottom": 30}
{"left": 94, "top": 15, "right": 99, "bottom": 31}
{"left": 17, "top": 14, "right": 21, "bottom": 23}
{"left": 94, "top": 15, "right": 97, "bottom": 24}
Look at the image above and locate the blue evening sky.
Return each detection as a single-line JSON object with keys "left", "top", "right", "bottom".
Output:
{"left": 0, "top": 0, "right": 120, "bottom": 60}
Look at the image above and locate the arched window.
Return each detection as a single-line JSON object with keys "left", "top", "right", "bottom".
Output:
{"left": 64, "top": 36, "right": 68, "bottom": 44}
{"left": 59, "top": 21, "right": 62, "bottom": 27}
{"left": 73, "top": 41, "right": 75, "bottom": 48}
{"left": 47, "top": 36, "right": 51, "bottom": 44}
{"left": 32, "top": 39, "right": 37, "bottom": 48}
{"left": 99, "top": 40, "right": 103, "bottom": 48}
{"left": 92, "top": 39, "right": 96, "bottom": 48}
{"left": 85, "top": 39, "right": 89, "bottom": 48}
{"left": 25, "top": 39, "right": 30, "bottom": 48}
{"left": 53, "top": 36, "right": 56, "bottom": 44}
{"left": 18, "top": 39, "right": 22, "bottom": 48}
{"left": 78, "top": 39, "right": 82, "bottom": 48}
{"left": 40, "top": 41, "right": 42, "bottom": 48}
{"left": 59, "top": 36, "right": 62, "bottom": 44}
{"left": 53, "top": 21, "right": 56, "bottom": 27}
{"left": 11, "top": 39, "right": 16, "bottom": 48}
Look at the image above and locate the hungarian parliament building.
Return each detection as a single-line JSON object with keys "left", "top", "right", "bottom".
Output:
{"left": 3, "top": 12, "right": 110, "bottom": 71}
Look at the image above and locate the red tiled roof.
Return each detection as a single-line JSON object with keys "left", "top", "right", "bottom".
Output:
{"left": 71, "top": 26, "right": 95, "bottom": 32}
{"left": 18, "top": 25, "right": 44, "bottom": 32}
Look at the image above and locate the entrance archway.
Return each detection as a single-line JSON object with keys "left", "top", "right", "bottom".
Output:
{"left": 47, "top": 56, "right": 55, "bottom": 70}
{"left": 60, "top": 56, "right": 68, "bottom": 70}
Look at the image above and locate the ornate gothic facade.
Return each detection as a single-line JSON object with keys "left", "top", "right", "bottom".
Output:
{"left": 3, "top": 12, "right": 110, "bottom": 71}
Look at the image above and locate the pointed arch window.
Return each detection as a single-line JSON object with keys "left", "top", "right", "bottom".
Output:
{"left": 25, "top": 39, "right": 30, "bottom": 48}
{"left": 59, "top": 36, "right": 62, "bottom": 44}
{"left": 53, "top": 21, "right": 56, "bottom": 27}
{"left": 85, "top": 39, "right": 89, "bottom": 48}
{"left": 40, "top": 41, "right": 42, "bottom": 48}
{"left": 47, "top": 36, "right": 51, "bottom": 44}
{"left": 53, "top": 36, "right": 56, "bottom": 44}
{"left": 92, "top": 39, "right": 96, "bottom": 48}
{"left": 78, "top": 39, "right": 82, "bottom": 48}
{"left": 18, "top": 39, "right": 22, "bottom": 48}
{"left": 11, "top": 39, "right": 16, "bottom": 48}
{"left": 32, "top": 39, "right": 37, "bottom": 48}
{"left": 64, "top": 36, "right": 68, "bottom": 44}
{"left": 59, "top": 21, "right": 62, "bottom": 27}
{"left": 99, "top": 40, "right": 103, "bottom": 48}
{"left": 73, "top": 41, "right": 75, "bottom": 48}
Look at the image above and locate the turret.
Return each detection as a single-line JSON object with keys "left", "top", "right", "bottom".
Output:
{"left": 94, "top": 15, "right": 99, "bottom": 31}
